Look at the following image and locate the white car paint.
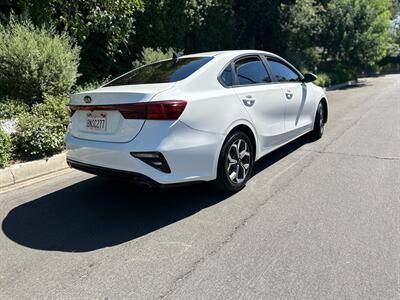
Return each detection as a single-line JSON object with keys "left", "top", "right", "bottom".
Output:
{"left": 65, "top": 50, "right": 327, "bottom": 186}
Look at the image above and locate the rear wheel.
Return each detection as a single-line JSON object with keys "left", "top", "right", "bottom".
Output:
{"left": 214, "top": 131, "right": 254, "bottom": 192}
{"left": 311, "top": 101, "right": 325, "bottom": 139}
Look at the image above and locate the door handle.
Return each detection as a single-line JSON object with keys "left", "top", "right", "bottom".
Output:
{"left": 285, "top": 90, "right": 293, "bottom": 100}
{"left": 242, "top": 95, "right": 256, "bottom": 107}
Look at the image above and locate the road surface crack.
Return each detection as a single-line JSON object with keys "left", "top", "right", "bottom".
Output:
{"left": 301, "top": 149, "right": 400, "bottom": 161}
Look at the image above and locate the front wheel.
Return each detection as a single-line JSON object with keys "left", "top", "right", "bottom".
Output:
{"left": 214, "top": 131, "right": 254, "bottom": 192}
{"left": 311, "top": 102, "right": 325, "bottom": 139}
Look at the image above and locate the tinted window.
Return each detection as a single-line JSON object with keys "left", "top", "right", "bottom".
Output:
{"left": 105, "top": 57, "right": 213, "bottom": 86}
{"left": 268, "top": 59, "right": 300, "bottom": 82}
{"left": 235, "top": 57, "right": 271, "bottom": 85}
{"left": 220, "top": 64, "right": 233, "bottom": 86}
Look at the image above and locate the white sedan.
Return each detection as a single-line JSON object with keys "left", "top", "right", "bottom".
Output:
{"left": 66, "top": 50, "right": 328, "bottom": 192}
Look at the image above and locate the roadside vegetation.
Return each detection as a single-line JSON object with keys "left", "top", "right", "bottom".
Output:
{"left": 0, "top": 0, "right": 399, "bottom": 167}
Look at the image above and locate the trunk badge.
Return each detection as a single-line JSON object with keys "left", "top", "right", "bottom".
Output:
{"left": 83, "top": 96, "right": 92, "bottom": 103}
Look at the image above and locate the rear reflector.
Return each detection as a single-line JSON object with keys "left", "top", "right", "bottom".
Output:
{"left": 131, "top": 152, "right": 171, "bottom": 173}
{"left": 68, "top": 100, "right": 187, "bottom": 120}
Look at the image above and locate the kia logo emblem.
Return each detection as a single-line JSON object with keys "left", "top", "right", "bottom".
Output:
{"left": 83, "top": 96, "right": 92, "bottom": 103}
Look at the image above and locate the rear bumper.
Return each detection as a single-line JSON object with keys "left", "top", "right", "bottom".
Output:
{"left": 66, "top": 159, "right": 192, "bottom": 188}
{"left": 65, "top": 120, "right": 225, "bottom": 185}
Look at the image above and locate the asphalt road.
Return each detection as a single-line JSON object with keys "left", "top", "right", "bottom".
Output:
{"left": 1, "top": 75, "right": 399, "bottom": 299}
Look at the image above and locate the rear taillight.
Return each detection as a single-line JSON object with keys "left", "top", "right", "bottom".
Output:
{"left": 68, "top": 105, "right": 76, "bottom": 117}
{"left": 68, "top": 100, "right": 187, "bottom": 120}
{"left": 146, "top": 101, "right": 187, "bottom": 120}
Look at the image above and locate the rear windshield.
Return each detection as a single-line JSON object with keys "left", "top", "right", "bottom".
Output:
{"left": 105, "top": 56, "right": 213, "bottom": 87}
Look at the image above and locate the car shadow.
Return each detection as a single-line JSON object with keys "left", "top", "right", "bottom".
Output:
{"left": 2, "top": 134, "right": 315, "bottom": 253}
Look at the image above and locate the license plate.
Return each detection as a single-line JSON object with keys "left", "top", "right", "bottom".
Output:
{"left": 86, "top": 112, "right": 107, "bottom": 131}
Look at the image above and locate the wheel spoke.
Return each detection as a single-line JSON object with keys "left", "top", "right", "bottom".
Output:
{"left": 243, "top": 163, "right": 250, "bottom": 170}
{"left": 236, "top": 140, "right": 241, "bottom": 158}
{"left": 240, "top": 150, "right": 250, "bottom": 159}
{"left": 228, "top": 153, "right": 237, "bottom": 164}
{"left": 229, "top": 171, "right": 237, "bottom": 181}
{"left": 240, "top": 164, "right": 248, "bottom": 178}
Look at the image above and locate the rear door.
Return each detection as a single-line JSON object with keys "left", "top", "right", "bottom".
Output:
{"left": 231, "top": 56, "right": 286, "bottom": 152}
{"left": 266, "top": 57, "right": 312, "bottom": 134}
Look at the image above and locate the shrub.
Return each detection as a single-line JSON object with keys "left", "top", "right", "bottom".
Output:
{"left": 132, "top": 48, "right": 175, "bottom": 68}
{"left": 0, "top": 99, "right": 29, "bottom": 119}
{"left": 0, "top": 130, "right": 13, "bottom": 167}
{"left": 15, "top": 95, "right": 69, "bottom": 157}
{"left": 73, "top": 78, "right": 108, "bottom": 93}
{"left": 0, "top": 18, "right": 80, "bottom": 105}
{"left": 315, "top": 73, "right": 331, "bottom": 87}
{"left": 319, "top": 64, "right": 357, "bottom": 86}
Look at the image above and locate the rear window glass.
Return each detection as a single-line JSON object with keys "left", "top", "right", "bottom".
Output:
{"left": 220, "top": 64, "right": 233, "bottom": 86}
{"left": 235, "top": 57, "right": 271, "bottom": 85}
{"left": 105, "top": 57, "right": 213, "bottom": 87}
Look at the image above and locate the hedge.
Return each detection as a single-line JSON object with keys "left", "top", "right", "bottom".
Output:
{"left": 15, "top": 95, "right": 70, "bottom": 157}
{"left": 0, "top": 18, "right": 80, "bottom": 105}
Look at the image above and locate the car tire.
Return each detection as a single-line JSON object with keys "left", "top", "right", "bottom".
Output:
{"left": 213, "top": 131, "right": 254, "bottom": 192}
{"left": 311, "top": 101, "right": 325, "bottom": 139}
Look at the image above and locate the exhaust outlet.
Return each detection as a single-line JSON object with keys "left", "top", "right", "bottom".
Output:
{"left": 134, "top": 178, "right": 153, "bottom": 189}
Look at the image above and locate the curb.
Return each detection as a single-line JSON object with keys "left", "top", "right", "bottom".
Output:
{"left": 324, "top": 79, "right": 359, "bottom": 91}
{"left": 0, "top": 152, "right": 69, "bottom": 189}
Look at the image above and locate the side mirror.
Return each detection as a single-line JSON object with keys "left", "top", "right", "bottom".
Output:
{"left": 302, "top": 73, "right": 317, "bottom": 83}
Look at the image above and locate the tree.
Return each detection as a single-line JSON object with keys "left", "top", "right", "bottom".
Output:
{"left": 184, "top": 0, "right": 235, "bottom": 52}
{"left": 232, "top": 0, "right": 285, "bottom": 51}
{"left": 280, "top": 0, "right": 322, "bottom": 69}
{"left": 318, "top": 0, "right": 392, "bottom": 68}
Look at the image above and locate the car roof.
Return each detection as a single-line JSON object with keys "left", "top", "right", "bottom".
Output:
{"left": 180, "top": 50, "right": 278, "bottom": 59}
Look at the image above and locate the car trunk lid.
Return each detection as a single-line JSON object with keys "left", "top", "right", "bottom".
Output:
{"left": 69, "top": 83, "right": 175, "bottom": 143}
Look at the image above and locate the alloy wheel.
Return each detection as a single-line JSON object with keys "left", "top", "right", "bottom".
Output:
{"left": 319, "top": 104, "right": 324, "bottom": 134}
{"left": 226, "top": 139, "right": 251, "bottom": 184}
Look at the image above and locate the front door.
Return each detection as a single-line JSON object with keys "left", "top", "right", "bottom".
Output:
{"left": 267, "top": 58, "right": 313, "bottom": 136}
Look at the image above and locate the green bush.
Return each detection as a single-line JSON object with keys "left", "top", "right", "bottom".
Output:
{"left": 316, "top": 64, "right": 358, "bottom": 87}
{"left": 15, "top": 95, "right": 70, "bottom": 157}
{"left": 73, "top": 79, "right": 108, "bottom": 93}
{"left": 323, "top": 65, "right": 357, "bottom": 85}
{"left": 0, "top": 130, "right": 13, "bottom": 167}
{"left": 0, "top": 18, "right": 80, "bottom": 105}
{"left": 132, "top": 48, "right": 175, "bottom": 68}
{"left": 0, "top": 99, "right": 29, "bottom": 119}
{"left": 314, "top": 73, "right": 331, "bottom": 87}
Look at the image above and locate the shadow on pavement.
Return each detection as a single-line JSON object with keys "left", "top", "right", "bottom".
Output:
{"left": 335, "top": 83, "right": 368, "bottom": 90}
{"left": 2, "top": 134, "right": 314, "bottom": 252}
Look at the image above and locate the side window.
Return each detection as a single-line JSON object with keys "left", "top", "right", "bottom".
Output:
{"left": 267, "top": 59, "right": 300, "bottom": 82}
{"left": 235, "top": 57, "right": 271, "bottom": 85}
{"left": 220, "top": 64, "right": 233, "bottom": 86}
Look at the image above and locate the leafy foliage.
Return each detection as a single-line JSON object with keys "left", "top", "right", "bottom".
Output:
{"left": 280, "top": 0, "right": 322, "bottom": 69}
{"left": 1, "top": 0, "right": 143, "bottom": 82}
{"left": 318, "top": 0, "right": 392, "bottom": 68}
{"left": 0, "top": 99, "right": 29, "bottom": 119}
{"left": 0, "top": 130, "right": 13, "bottom": 167}
{"left": 15, "top": 95, "right": 70, "bottom": 157}
{"left": 0, "top": 18, "right": 80, "bottom": 104}
{"left": 1, "top": 0, "right": 397, "bottom": 86}
{"left": 133, "top": 48, "right": 175, "bottom": 68}
{"left": 315, "top": 73, "right": 332, "bottom": 87}
{"left": 73, "top": 79, "right": 108, "bottom": 93}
